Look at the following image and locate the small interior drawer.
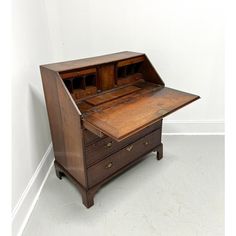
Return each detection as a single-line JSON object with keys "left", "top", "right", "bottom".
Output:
{"left": 85, "top": 121, "right": 162, "bottom": 167}
{"left": 87, "top": 128, "right": 161, "bottom": 187}
{"left": 116, "top": 56, "right": 145, "bottom": 67}
{"left": 60, "top": 68, "right": 97, "bottom": 79}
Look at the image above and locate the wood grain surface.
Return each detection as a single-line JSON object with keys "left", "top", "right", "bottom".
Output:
{"left": 85, "top": 85, "right": 141, "bottom": 105}
{"left": 84, "top": 86, "right": 199, "bottom": 141}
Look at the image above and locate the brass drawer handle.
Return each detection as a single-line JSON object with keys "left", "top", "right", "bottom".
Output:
{"left": 144, "top": 141, "right": 149, "bottom": 146}
{"left": 105, "top": 142, "right": 113, "bottom": 148}
{"left": 105, "top": 162, "right": 113, "bottom": 169}
{"left": 126, "top": 145, "right": 133, "bottom": 152}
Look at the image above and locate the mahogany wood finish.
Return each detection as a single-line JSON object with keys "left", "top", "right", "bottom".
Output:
{"left": 83, "top": 84, "right": 199, "bottom": 141}
{"left": 87, "top": 129, "right": 161, "bottom": 187}
{"left": 40, "top": 51, "right": 199, "bottom": 208}
{"left": 85, "top": 121, "right": 162, "bottom": 167}
{"left": 85, "top": 85, "right": 141, "bottom": 106}
{"left": 98, "top": 63, "right": 115, "bottom": 90}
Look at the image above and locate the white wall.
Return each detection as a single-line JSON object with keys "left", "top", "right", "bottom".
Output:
{"left": 11, "top": 1, "right": 92, "bottom": 235}
{"left": 54, "top": 0, "right": 224, "bottom": 132}
{"left": 11, "top": 0, "right": 60, "bottom": 235}
{"left": 12, "top": 0, "right": 51, "bottom": 210}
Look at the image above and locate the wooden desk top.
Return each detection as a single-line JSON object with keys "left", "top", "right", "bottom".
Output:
{"left": 41, "top": 51, "right": 144, "bottom": 72}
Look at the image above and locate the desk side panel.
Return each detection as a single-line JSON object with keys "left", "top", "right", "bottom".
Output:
{"left": 40, "top": 67, "right": 66, "bottom": 166}
{"left": 56, "top": 76, "right": 87, "bottom": 187}
{"left": 40, "top": 67, "right": 87, "bottom": 187}
{"left": 140, "top": 55, "right": 165, "bottom": 86}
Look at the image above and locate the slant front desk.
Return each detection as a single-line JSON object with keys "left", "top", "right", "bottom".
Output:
{"left": 40, "top": 51, "right": 200, "bottom": 208}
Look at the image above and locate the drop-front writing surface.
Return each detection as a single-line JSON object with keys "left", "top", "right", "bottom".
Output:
{"left": 81, "top": 83, "right": 199, "bottom": 141}
{"left": 40, "top": 51, "right": 199, "bottom": 208}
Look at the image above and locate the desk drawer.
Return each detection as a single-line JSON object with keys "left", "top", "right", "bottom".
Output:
{"left": 83, "top": 129, "right": 102, "bottom": 146}
{"left": 87, "top": 128, "right": 161, "bottom": 187}
{"left": 85, "top": 121, "right": 162, "bottom": 167}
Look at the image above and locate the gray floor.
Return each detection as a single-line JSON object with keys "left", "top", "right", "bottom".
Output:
{"left": 23, "top": 136, "right": 224, "bottom": 236}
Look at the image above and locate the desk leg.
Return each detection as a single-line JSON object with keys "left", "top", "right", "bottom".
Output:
{"left": 55, "top": 164, "right": 63, "bottom": 179}
{"left": 54, "top": 161, "right": 95, "bottom": 208}
{"left": 81, "top": 189, "right": 95, "bottom": 208}
{"left": 156, "top": 143, "right": 163, "bottom": 160}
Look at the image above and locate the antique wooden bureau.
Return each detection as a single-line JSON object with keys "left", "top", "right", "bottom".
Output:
{"left": 40, "top": 51, "right": 199, "bottom": 208}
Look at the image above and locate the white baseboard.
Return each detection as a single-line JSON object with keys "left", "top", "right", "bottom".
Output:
{"left": 162, "top": 120, "right": 224, "bottom": 135}
{"left": 12, "top": 143, "right": 54, "bottom": 236}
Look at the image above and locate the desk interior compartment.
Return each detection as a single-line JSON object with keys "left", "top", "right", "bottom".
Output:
{"left": 60, "top": 68, "right": 98, "bottom": 100}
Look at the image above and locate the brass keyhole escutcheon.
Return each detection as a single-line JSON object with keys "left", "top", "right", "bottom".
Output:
{"left": 105, "top": 162, "right": 113, "bottom": 169}
{"left": 106, "top": 142, "right": 112, "bottom": 148}
{"left": 126, "top": 145, "right": 133, "bottom": 152}
{"left": 144, "top": 141, "right": 149, "bottom": 146}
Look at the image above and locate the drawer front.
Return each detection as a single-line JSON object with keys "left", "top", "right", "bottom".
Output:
{"left": 85, "top": 120, "right": 162, "bottom": 166}
{"left": 83, "top": 129, "right": 102, "bottom": 146}
{"left": 87, "top": 128, "right": 161, "bottom": 187}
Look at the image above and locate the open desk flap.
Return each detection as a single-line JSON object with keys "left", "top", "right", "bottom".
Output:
{"left": 82, "top": 85, "right": 200, "bottom": 141}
